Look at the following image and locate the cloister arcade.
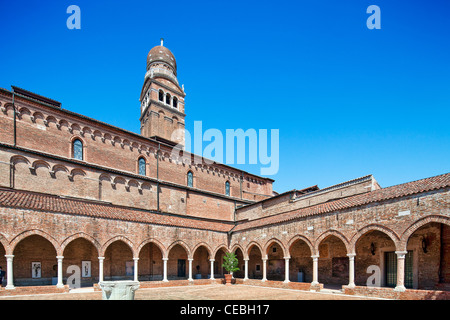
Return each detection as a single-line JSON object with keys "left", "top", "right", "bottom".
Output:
{"left": 0, "top": 216, "right": 449, "bottom": 292}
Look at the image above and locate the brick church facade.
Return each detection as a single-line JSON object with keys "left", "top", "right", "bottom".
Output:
{"left": 0, "top": 42, "right": 449, "bottom": 299}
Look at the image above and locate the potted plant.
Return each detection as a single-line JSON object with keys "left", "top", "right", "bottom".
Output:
{"left": 222, "top": 252, "right": 240, "bottom": 285}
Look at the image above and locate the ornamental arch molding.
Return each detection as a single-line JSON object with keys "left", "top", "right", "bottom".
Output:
{"left": 230, "top": 243, "right": 245, "bottom": 256}
{"left": 9, "top": 229, "right": 60, "bottom": 256}
{"left": 100, "top": 235, "right": 135, "bottom": 258}
{"left": 192, "top": 242, "right": 214, "bottom": 259}
{"left": 287, "top": 234, "right": 314, "bottom": 257}
{"left": 166, "top": 240, "right": 192, "bottom": 259}
{"left": 137, "top": 238, "right": 166, "bottom": 257}
{"left": 313, "top": 229, "right": 351, "bottom": 256}
{"left": 60, "top": 232, "right": 102, "bottom": 256}
{"left": 244, "top": 241, "right": 264, "bottom": 260}
{"left": 212, "top": 244, "right": 229, "bottom": 258}
{"left": 349, "top": 224, "right": 400, "bottom": 254}
{"left": 0, "top": 233, "right": 10, "bottom": 254}
{"left": 398, "top": 215, "right": 450, "bottom": 251}
{"left": 263, "top": 238, "right": 288, "bottom": 258}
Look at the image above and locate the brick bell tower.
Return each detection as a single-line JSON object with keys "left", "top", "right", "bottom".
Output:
{"left": 139, "top": 39, "right": 185, "bottom": 146}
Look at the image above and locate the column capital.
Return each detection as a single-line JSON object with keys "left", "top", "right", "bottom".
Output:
{"left": 395, "top": 251, "right": 408, "bottom": 258}
{"left": 133, "top": 257, "right": 139, "bottom": 261}
{"left": 162, "top": 258, "right": 169, "bottom": 261}
{"left": 56, "top": 256, "right": 64, "bottom": 260}
{"left": 98, "top": 257, "right": 105, "bottom": 260}
{"left": 311, "top": 255, "right": 319, "bottom": 259}
{"left": 209, "top": 259, "right": 215, "bottom": 262}
{"left": 4, "top": 255, "right": 14, "bottom": 259}
{"left": 284, "top": 256, "right": 291, "bottom": 260}
{"left": 347, "top": 253, "right": 356, "bottom": 257}
{"left": 188, "top": 258, "right": 194, "bottom": 261}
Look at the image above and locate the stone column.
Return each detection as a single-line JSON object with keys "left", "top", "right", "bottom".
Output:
{"left": 394, "top": 251, "right": 408, "bottom": 292}
{"left": 162, "top": 258, "right": 169, "bottom": 282}
{"left": 244, "top": 259, "right": 249, "bottom": 281}
{"left": 347, "top": 253, "right": 356, "bottom": 288}
{"left": 5, "top": 255, "right": 14, "bottom": 290}
{"left": 56, "top": 256, "right": 64, "bottom": 288}
{"left": 311, "top": 255, "right": 319, "bottom": 286}
{"left": 98, "top": 257, "right": 105, "bottom": 282}
{"left": 262, "top": 258, "right": 267, "bottom": 282}
{"left": 209, "top": 259, "right": 215, "bottom": 280}
{"left": 284, "top": 257, "right": 290, "bottom": 283}
{"left": 133, "top": 258, "right": 139, "bottom": 282}
{"left": 188, "top": 258, "right": 193, "bottom": 281}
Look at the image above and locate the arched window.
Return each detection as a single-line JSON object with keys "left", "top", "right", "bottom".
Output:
{"left": 73, "top": 139, "right": 83, "bottom": 161}
{"left": 138, "top": 157, "right": 146, "bottom": 176}
{"left": 173, "top": 97, "right": 178, "bottom": 109}
{"left": 166, "top": 93, "right": 171, "bottom": 105}
{"left": 159, "top": 90, "right": 164, "bottom": 102}
{"left": 187, "top": 171, "right": 193, "bottom": 188}
{"left": 225, "top": 181, "right": 230, "bottom": 196}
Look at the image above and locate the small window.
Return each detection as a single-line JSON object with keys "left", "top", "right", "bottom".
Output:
{"left": 159, "top": 90, "right": 164, "bottom": 102}
{"left": 138, "top": 157, "right": 146, "bottom": 176}
{"left": 225, "top": 181, "right": 230, "bottom": 196}
{"left": 187, "top": 171, "right": 193, "bottom": 187}
{"left": 73, "top": 139, "right": 83, "bottom": 160}
{"left": 166, "top": 93, "right": 171, "bottom": 105}
{"left": 173, "top": 97, "right": 178, "bottom": 109}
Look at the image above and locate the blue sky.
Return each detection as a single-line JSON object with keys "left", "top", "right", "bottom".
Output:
{"left": 1, "top": 0, "right": 449, "bottom": 193}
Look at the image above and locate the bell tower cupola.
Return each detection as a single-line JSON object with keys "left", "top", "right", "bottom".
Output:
{"left": 139, "top": 39, "right": 185, "bottom": 146}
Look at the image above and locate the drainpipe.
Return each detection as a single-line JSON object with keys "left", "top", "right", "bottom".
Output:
{"left": 12, "top": 87, "right": 16, "bottom": 147}
{"left": 157, "top": 143, "right": 160, "bottom": 211}
{"left": 240, "top": 171, "right": 243, "bottom": 200}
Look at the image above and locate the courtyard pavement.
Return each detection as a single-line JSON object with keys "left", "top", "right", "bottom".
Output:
{"left": 0, "top": 284, "right": 383, "bottom": 300}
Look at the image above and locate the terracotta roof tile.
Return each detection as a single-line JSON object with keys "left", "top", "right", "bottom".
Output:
{"left": 233, "top": 172, "right": 450, "bottom": 232}
{"left": 0, "top": 173, "right": 448, "bottom": 234}
{"left": 0, "top": 189, "right": 234, "bottom": 233}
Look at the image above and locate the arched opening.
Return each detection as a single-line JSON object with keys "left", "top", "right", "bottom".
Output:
{"left": 354, "top": 230, "right": 397, "bottom": 288}
{"left": 138, "top": 157, "right": 146, "bottom": 176}
{"left": 266, "top": 242, "right": 285, "bottom": 281}
{"left": 247, "top": 244, "right": 263, "bottom": 280}
{"left": 173, "top": 97, "right": 178, "bottom": 109}
{"left": 72, "top": 139, "right": 83, "bottom": 161}
{"left": 159, "top": 90, "right": 164, "bottom": 102}
{"left": 405, "top": 222, "right": 450, "bottom": 290}
{"left": 166, "top": 93, "right": 171, "bottom": 105}
{"left": 192, "top": 245, "right": 210, "bottom": 279}
{"left": 233, "top": 247, "right": 245, "bottom": 279}
{"left": 214, "top": 248, "right": 227, "bottom": 278}
{"left": 62, "top": 238, "right": 99, "bottom": 287}
{"left": 317, "top": 235, "right": 349, "bottom": 289}
{"left": 0, "top": 241, "right": 6, "bottom": 286}
{"left": 13, "top": 235, "right": 57, "bottom": 286}
{"left": 168, "top": 244, "right": 188, "bottom": 280}
{"left": 289, "top": 238, "right": 313, "bottom": 283}
{"left": 225, "top": 181, "right": 230, "bottom": 196}
{"left": 103, "top": 240, "right": 134, "bottom": 281}
{"left": 138, "top": 242, "right": 164, "bottom": 281}
{"left": 187, "top": 171, "right": 193, "bottom": 188}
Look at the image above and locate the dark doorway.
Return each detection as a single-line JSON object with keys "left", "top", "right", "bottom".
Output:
{"left": 177, "top": 259, "right": 186, "bottom": 278}
{"left": 385, "top": 251, "right": 413, "bottom": 288}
